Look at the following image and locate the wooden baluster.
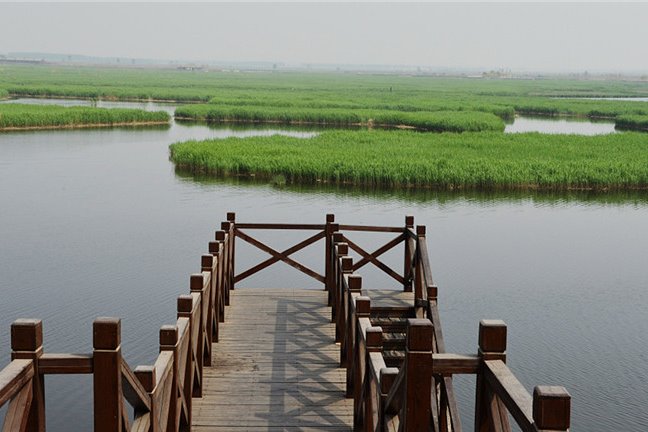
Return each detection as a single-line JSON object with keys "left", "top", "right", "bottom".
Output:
{"left": 10, "top": 319, "right": 45, "bottom": 432}
{"left": 402, "top": 318, "right": 434, "bottom": 431}
{"left": 403, "top": 215, "right": 414, "bottom": 292}
{"left": 134, "top": 365, "right": 156, "bottom": 432}
{"left": 93, "top": 317, "right": 122, "bottom": 432}
{"left": 160, "top": 324, "right": 185, "bottom": 432}
{"left": 215, "top": 230, "right": 230, "bottom": 306}
{"left": 364, "top": 326, "right": 383, "bottom": 431}
{"left": 353, "top": 296, "right": 371, "bottom": 429}
{"left": 227, "top": 212, "right": 236, "bottom": 291}
{"left": 341, "top": 274, "right": 361, "bottom": 368}
{"left": 533, "top": 386, "right": 571, "bottom": 431}
{"left": 475, "top": 319, "right": 509, "bottom": 432}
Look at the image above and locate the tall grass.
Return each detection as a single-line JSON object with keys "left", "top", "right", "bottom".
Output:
{"left": 0, "top": 88, "right": 8, "bottom": 99}
{"left": 0, "top": 104, "right": 169, "bottom": 129}
{"left": 175, "top": 105, "right": 505, "bottom": 132}
{"left": 615, "top": 115, "right": 648, "bottom": 131}
{"left": 169, "top": 130, "right": 648, "bottom": 191}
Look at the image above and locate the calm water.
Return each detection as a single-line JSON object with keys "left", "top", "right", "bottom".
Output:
{"left": 505, "top": 115, "right": 617, "bottom": 135}
{"left": 1, "top": 101, "right": 647, "bottom": 431}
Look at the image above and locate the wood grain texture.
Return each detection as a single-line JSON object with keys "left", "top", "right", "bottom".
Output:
{"left": 192, "top": 288, "right": 353, "bottom": 431}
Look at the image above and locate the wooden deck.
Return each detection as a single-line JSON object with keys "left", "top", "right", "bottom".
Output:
{"left": 193, "top": 288, "right": 351, "bottom": 431}
{"left": 192, "top": 288, "right": 413, "bottom": 431}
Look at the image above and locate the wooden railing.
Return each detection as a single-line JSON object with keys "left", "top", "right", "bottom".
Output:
{"left": 330, "top": 216, "right": 572, "bottom": 432}
{"left": 0, "top": 213, "right": 235, "bottom": 432}
{"left": 1, "top": 213, "right": 570, "bottom": 432}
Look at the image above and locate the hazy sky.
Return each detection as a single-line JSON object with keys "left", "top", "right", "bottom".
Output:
{"left": 1, "top": 2, "right": 648, "bottom": 73}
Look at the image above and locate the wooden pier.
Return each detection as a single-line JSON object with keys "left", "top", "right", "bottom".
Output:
{"left": 1, "top": 213, "right": 571, "bottom": 431}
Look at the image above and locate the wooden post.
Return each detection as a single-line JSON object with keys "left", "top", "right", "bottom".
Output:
{"left": 93, "top": 317, "right": 122, "bottom": 432}
{"left": 475, "top": 319, "right": 508, "bottom": 432}
{"left": 341, "top": 274, "right": 362, "bottom": 368}
{"left": 414, "top": 225, "right": 426, "bottom": 302}
{"left": 533, "top": 386, "right": 571, "bottom": 431}
{"left": 402, "top": 318, "right": 434, "bottom": 431}
{"left": 160, "top": 324, "right": 184, "bottom": 431}
{"left": 190, "top": 273, "right": 208, "bottom": 372}
{"left": 336, "top": 255, "right": 352, "bottom": 343}
{"left": 178, "top": 294, "right": 201, "bottom": 398}
{"left": 134, "top": 365, "right": 156, "bottom": 432}
{"left": 227, "top": 212, "right": 236, "bottom": 292}
{"left": 403, "top": 215, "right": 414, "bottom": 292}
{"left": 215, "top": 230, "right": 230, "bottom": 306}
{"left": 353, "top": 296, "right": 371, "bottom": 429}
{"left": 209, "top": 240, "right": 225, "bottom": 324}
{"left": 345, "top": 275, "right": 362, "bottom": 391}
{"left": 380, "top": 367, "right": 399, "bottom": 430}
{"left": 202, "top": 253, "right": 219, "bottom": 344}
{"left": 325, "top": 214, "right": 335, "bottom": 295}
{"left": 330, "top": 231, "right": 344, "bottom": 308}
{"left": 364, "top": 326, "right": 383, "bottom": 431}
{"left": 11, "top": 319, "right": 45, "bottom": 432}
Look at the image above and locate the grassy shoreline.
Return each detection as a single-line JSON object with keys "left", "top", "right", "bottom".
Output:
{"left": 169, "top": 130, "right": 648, "bottom": 191}
{"left": 0, "top": 104, "right": 170, "bottom": 130}
{"left": 174, "top": 105, "right": 505, "bottom": 132}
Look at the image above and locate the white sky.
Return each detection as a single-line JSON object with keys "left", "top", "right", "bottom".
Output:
{"left": 1, "top": 2, "right": 647, "bottom": 73}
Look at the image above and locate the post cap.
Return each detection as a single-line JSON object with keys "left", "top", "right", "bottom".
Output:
{"left": 159, "top": 325, "right": 178, "bottom": 346}
{"left": 407, "top": 318, "right": 434, "bottom": 351}
{"left": 134, "top": 365, "right": 156, "bottom": 392}
{"left": 380, "top": 367, "right": 399, "bottom": 394}
{"left": 177, "top": 295, "right": 194, "bottom": 314}
{"left": 93, "top": 317, "right": 121, "bottom": 350}
{"left": 190, "top": 273, "right": 205, "bottom": 291}
{"left": 201, "top": 254, "right": 215, "bottom": 269}
{"left": 533, "top": 386, "right": 571, "bottom": 430}
{"left": 478, "top": 319, "right": 507, "bottom": 353}
{"left": 11, "top": 319, "right": 43, "bottom": 351}
{"left": 348, "top": 274, "right": 362, "bottom": 291}
{"left": 405, "top": 215, "right": 414, "bottom": 227}
{"left": 341, "top": 256, "right": 353, "bottom": 273}
{"left": 356, "top": 296, "right": 371, "bottom": 316}
{"left": 366, "top": 326, "right": 383, "bottom": 350}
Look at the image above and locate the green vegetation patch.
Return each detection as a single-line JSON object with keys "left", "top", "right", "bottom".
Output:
{"left": 615, "top": 115, "right": 648, "bottom": 132}
{"left": 0, "top": 104, "right": 169, "bottom": 130}
{"left": 175, "top": 104, "right": 504, "bottom": 132}
{"left": 170, "top": 130, "right": 648, "bottom": 191}
{"left": 0, "top": 88, "right": 8, "bottom": 99}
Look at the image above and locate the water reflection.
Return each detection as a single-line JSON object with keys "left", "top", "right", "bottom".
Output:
{"left": 175, "top": 169, "right": 648, "bottom": 207}
{"left": 505, "top": 115, "right": 616, "bottom": 135}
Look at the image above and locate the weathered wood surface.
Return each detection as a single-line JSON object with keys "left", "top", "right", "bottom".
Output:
{"left": 192, "top": 288, "right": 354, "bottom": 431}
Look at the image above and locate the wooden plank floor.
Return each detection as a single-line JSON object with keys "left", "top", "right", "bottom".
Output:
{"left": 192, "top": 288, "right": 353, "bottom": 431}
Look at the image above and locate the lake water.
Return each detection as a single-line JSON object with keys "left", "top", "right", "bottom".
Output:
{"left": 504, "top": 115, "right": 617, "bottom": 135}
{"left": 1, "top": 100, "right": 647, "bottom": 431}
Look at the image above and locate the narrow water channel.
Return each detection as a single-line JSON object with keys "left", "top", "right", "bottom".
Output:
{"left": 0, "top": 99, "right": 647, "bottom": 431}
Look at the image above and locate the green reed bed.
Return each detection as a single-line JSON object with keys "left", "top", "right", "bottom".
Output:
{"left": 614, "top": 115, "right": 648, "bottom": 132}
{"left": 0, "top": 104, "right": 170, "bottom": 130}
{"left": 170, "top": 130, "right": 648, "bottom": 191}
{"left": 0, "top": 89, "right": 8, "bottom": 99}
{"left": 174, "top": 104, "right": 504, "bottom": 132}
